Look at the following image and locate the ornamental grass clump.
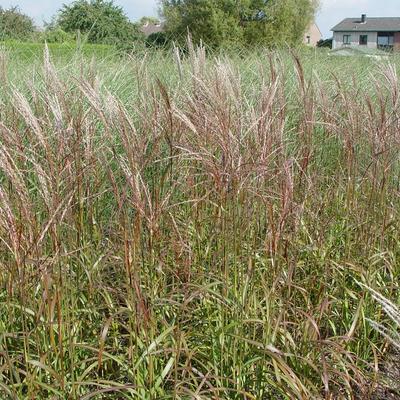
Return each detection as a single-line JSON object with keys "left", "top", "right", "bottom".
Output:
{"left": 0, "top": 44, "right": 399, "bottom": 399}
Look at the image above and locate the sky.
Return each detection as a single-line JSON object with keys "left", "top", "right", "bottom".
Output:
{"left": 1, "top": 0, "right": 400, "bottom": 39}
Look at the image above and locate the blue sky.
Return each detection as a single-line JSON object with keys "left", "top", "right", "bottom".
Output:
{"left": 1, "top": 0, "right": 399, "bottom": 38}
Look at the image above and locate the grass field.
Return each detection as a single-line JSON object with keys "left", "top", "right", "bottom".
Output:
{"left": 1, "top": 41, "right": 115, "bottom": 60}
{"left": 0, "top": 42, "right": 400, "bottom": 399}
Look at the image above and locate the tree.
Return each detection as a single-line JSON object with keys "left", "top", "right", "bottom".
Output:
{"left": 162, "top": 0, "right": 243, "bottom": 48}
{"left": 56, "top": 0, "right": 140, "bottom": 44}
{"left": 0, "top": 6, "right": 36, "bottom": 41}
{"left": 161, "top": 0, "right": 318, "bottom": 48}
{"left": 254, "top": 0, "right": 318, "bottom": 46}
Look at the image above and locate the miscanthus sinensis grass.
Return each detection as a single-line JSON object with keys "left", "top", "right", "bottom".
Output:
{"left": 0, "top": 43, "right": 399, "bottom": 399}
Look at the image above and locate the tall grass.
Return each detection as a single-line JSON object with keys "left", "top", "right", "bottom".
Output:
{"left": 0, "top": 43, "right": 399, "bottom": 399}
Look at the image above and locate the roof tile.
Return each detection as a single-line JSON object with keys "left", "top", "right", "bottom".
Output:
{"left": 332, "top": 17, "right": 400, "bottom": 32}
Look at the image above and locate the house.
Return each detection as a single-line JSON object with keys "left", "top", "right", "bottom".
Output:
{"left": 304, "top": 23, "right": 322, "bottom": 46}
{"left": 331, "top": 14, "right": 400, "bottom": 51}
{"left": 140, "top": 22, "right": 164, "bottom": 37}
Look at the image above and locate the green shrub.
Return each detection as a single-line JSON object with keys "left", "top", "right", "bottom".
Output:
{"left": 146, "top": 32, "right": 170, "bottom": 48}
{"left": 38, "top": 28, "right": 76, "bottom": 44}
{"left": 55, "top": 0, "right": 142, "bottom": 45}
{"left": 0, "top": 6, "right": 36, "bottom": 41}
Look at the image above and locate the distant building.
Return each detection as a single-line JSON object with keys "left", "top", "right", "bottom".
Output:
{"left": 140, "top": 22, "right": 165, "bottom": 37}
{"left": 304, "top": 22, "right": 322, "bottom": 46}
{"left": 331, "top": 14, "right": 400, "bottom": 51}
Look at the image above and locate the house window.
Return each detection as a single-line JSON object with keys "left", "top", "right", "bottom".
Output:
{"left": 359, "top": 35, "right": 368, "bottom": 45}
{"left": 378, "top": 33, "right": 394, "bottom": 47}
{"left": 343, "top": 35, "right": 351, "bottom": 45}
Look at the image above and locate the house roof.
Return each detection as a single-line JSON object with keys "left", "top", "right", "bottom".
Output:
{"left": 332, "top": 17, "right": 400, "bottom": 32}
{"left": 307, "top": 22, "right": 322, "bottom": 37}
{"left": 141, "top": 23, "right": 165, "bottom": 37}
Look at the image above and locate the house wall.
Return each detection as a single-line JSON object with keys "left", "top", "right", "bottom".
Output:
{"left": 332, "top": 31, "right": 377, "bottom": 49}
{"left": 394, "top": 32, "right": 400, "bottom": 51}
{"left": 304, "top": 23, "right": 322, "bottom": 46}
